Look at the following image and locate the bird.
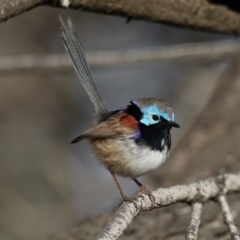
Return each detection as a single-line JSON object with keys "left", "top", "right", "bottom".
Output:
{"left": 60, "top": 17, "right": 180, "bottom": 203}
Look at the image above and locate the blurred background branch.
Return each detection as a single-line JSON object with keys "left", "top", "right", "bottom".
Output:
{"left": 0, "top": 39, "right": 240, "bottom": 72}
{"left": 1, "top": 0, "right": 240, "bottom": 35}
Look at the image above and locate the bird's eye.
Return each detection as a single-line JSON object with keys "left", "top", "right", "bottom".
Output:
{"left": 152, "top": 114, "right": 159, "bottom": 121}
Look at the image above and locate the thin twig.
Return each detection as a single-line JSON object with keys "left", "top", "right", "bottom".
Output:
{"left": 95, "top": 173, "right": 240, "bottom": 240}
{"left": 218, "top": 195, "right": 240, "bottom": 240}
{"left": 185, "top": 202, "right": 202, "bottom": 240}
{"left": 0, "top": 40, "right": 240, "bottom": 72}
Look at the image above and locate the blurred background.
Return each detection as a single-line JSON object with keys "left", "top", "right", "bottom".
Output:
{"left": 0, "top": 6, "right": 237, "bottom": 240}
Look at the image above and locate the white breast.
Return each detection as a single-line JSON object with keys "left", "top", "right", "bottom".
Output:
{"left": 120, "top": 139, "right": 169, "bottom": 178}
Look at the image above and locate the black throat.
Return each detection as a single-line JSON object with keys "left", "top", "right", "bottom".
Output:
{"left": 136, "top": 123, "right": 171, "bottom": 151}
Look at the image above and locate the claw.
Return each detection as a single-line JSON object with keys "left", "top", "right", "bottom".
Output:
{"left": 139, "top": 186, "right": 155, "bottom": 203}
{"left": 122, "top": 194, "right": 138, "bottom": 208}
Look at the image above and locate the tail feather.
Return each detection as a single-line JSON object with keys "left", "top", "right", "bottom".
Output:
{"left": 60, "top": 16, "right": 107, "bottom": 116}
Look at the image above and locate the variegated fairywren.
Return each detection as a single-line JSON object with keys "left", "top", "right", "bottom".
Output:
{"left": 60, "top": 17, "right": 180, "bottom": 202}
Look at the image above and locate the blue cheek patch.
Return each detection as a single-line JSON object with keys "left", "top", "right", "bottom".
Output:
{"left": 139, "top": 104, "right": 173, "bottom": 126}
{"left": 140, "top": 118, "right": 152, "bottom": 126}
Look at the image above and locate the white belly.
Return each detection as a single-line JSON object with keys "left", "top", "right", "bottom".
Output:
{"left": 120, "top": 139, "right": 169, "bottom": 178}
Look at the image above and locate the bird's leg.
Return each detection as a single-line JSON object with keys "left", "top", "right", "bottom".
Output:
{"left": 109, "top": 170, "right": 137, "bottom": 204}
{"left": 132, "top": 178, "right": 155, "bottom": 202}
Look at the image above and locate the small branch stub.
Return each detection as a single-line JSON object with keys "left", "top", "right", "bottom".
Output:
{"left": 218, "top": 195, "right": 240, "bottom": 240}
{"left": 186, "top": 202, "right": 202, "bottom": 240}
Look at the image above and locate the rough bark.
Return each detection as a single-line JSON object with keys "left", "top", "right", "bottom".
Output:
{"left": 0, "top": 0, "right": 44, "bottom": 22}
{"left": 1, "top": 0, "right": 240, "bottom": 35}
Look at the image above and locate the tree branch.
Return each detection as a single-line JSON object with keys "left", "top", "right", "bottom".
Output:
{"left": 1, "top": 0, "right": 240, "bottom": 35}
{"left": 95, "top": 173, "right": 240, "bottom": 240}
{"left": 0, "top": 0, "right": 44, "bottom": 22}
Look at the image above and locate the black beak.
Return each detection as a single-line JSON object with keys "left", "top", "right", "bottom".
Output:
{"left": 169, "top": 121, "right": 180, "bottom": 128}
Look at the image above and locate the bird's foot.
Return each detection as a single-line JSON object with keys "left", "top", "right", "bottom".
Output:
{"left": 139, "top": 186, "right": 155, "bottom": 203}
{"left": 121, "top": 194, "right": 138, "bottom": 208}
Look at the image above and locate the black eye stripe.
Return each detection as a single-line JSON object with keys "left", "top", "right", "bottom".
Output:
{"left": 152, "top": 114, "right": 159, "bottom": 121}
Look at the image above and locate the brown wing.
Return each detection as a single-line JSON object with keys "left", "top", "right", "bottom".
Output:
{"left": 71, "top": 121, "right": 119, "bottom": 143}
{"left": 71, "top": 111, "right": 137, "bottom": 144}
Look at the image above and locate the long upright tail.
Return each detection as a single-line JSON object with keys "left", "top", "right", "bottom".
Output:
{"left": 60, "top": 16, "right": 107, "bottom": 116}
